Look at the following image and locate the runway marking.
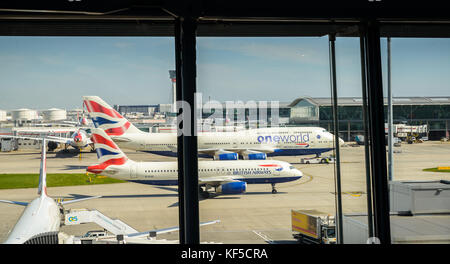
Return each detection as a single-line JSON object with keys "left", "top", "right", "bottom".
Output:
{"left": 277, "top": 173, "right": 314, "bottom": 189}
{"left": 252, "top": 230, "right": 274, "bottom": 244}
{"left": 330, "top": 191, "right": 365, "bottom": 197}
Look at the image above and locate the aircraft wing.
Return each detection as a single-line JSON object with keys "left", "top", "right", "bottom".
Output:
{"left": 198, "top": 147, "right": 276, "bottom": 156}
{"left": 126, "top": 220, "right": 221, "bottom": 239}
{"left": 60, "top": 195, "right": 102, "bottom": 205}
{"left": 0, "top": 200, "right": 28, "bottom": 206}
{"left": 228, "top": 147, "right": 276, "bottom": 154}
{"left": 110, "top": 136, "right": 132, "bottom": 142}
{"left": 198, "top": 148, "right": 219, "bottom": 156}
{"left": 45, "top": 136, "right": 72, "bottom": 144}
{"left": 199, "top": 176, "right": 240, "bottom": 186}
{"left": 0, "top": 134, "right": 71, "bottom": 144}
{"left": 13, "top": 128, "right": 77, "bottom": 134}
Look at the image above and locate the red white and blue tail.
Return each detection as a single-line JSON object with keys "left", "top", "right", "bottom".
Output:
{"left": 87, "top": 128, "right": 129, "bottom": 174}
{"left": 83, "top": 96, "right": 143, "bottom": 136}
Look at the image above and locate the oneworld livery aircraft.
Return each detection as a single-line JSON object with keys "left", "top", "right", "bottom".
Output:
{"left": 87, "top": 128, "right": 303, "bottom": 197}
{"left": 83, "top": 96, "right": 344, "bottom": 160}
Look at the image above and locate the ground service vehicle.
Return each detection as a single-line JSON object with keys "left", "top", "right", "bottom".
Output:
{"left": 299, "top": 156, "right": 334, "bottom": 164}
{"left": 291, "top": 210, "right": 336, "bottom": 244}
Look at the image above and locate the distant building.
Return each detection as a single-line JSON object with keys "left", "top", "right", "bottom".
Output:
{"left": 113, "top": 104, "right": 159, "bottom": 116}
{"left": 290, "top": 96, "right": 450, "bottom": 141}
{"left": 110, "top": 96, "right": 450, "bottom": 140}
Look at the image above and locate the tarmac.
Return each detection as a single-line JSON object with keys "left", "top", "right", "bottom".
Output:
{"left": 1, "top": 141, "right": 449, "bottom": 244}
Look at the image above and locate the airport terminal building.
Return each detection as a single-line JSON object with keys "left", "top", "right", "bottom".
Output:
{"left": 115, "top": 96, "right": 450, "bottom": 141}
{"left": 288, "top": 96, "right": 450, "bottom": 141}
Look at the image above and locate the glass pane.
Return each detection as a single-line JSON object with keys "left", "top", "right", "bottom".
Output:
{"left": 0, "top": 36, "right": 179, "bottom": 244}
{"left": 382, "top": 37, "right": 450, "bottom": 244}
{"left": 334, "top": 38, "right": 372, "bottom": 244}
{"left": 196, "top": 36, "right": 346, "bottom": 244}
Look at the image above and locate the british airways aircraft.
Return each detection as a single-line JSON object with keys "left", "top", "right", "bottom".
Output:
{"left": 83, "top": 96, "right": 344, "bottom": 160}
{"left": 87, "top": 128, "right": 303, "bottom": 197}
{"left": 0, "top": 139, "right": 99, "bottom": 244}
{"left": 0, "top": 129, "right": 93, "bottom": 151}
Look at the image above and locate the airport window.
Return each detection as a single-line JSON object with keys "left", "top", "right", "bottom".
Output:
{"left": 2, "top": 9, "right": 449, "bottom": 248}
{"left": 197, "top": 35, "right": 345, "bottom": 243}
{"left": 380, "top": 37, "right": 450, "bottom": 244}
{"left": 0, "top": 34, "right": 180, "bottom": 244}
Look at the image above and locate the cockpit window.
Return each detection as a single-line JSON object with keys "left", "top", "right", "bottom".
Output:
{"left": 289, "top": 166, "right": 295, "bottom": 170}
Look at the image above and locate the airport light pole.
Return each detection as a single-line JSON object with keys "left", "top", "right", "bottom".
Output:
{"left": 170, "top": 70, "right": 177, "bottom": 114}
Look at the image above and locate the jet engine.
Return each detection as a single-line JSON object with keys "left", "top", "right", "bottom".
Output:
{"left": 216, "top": 181, "right": 247, "bottom": 194}
{"left": 214, "top": 152, "right": 238, "bottom": 160}
{"left": 242, "top": 150, "right": 267, "bottom": 160}
{"left": 47, "top": 141, "right": 58, "bottom": 152}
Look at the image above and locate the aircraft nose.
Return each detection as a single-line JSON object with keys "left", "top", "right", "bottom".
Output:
{"left": 339, "top": 138, "right": 345, "bottom": 146}
{"left": 74, "top": 133, "right": 82, "bottom": 142}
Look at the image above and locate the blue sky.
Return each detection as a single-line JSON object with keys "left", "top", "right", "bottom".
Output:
{"left": 0, "top": 36, "right": 449, "bottom": 110}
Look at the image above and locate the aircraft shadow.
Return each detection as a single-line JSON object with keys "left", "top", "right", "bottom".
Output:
{"left": 45, "top": 150, "right": 80, "bottom": 159}
{"left": 167, "top": 196, "right": 241, "bottom": 208}
{"left": 63, "top": 165, "right": 88, "bottom": 171}
{"left": 45, "top": 149, "right": 96, "bottom": 159}
{"left": 4, "top": 152, "right": 40, "bottom": 156}
{"left": 155, "top": 186, "right": 178, "bottom": 193}
{"left": 244, "top": 191, "right": 288, "bottom": 195}
{"left": 266, "top": 240, "right": 300, "bottom": 244}
{"left": 63, "top": 189, "right": 285, "bottom": 208}
{"left": 66, "top": 193, "right": 178, "bottom": 199}
{"left": 57, "top": 193, "right": 100, "bottom": 200}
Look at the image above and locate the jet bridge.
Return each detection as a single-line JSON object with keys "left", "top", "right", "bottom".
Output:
{"left": 64, "top": 208, "right": 139, "bottom": 235}
{"left": 61, "top": 208, "right": 221, "bottom": 244}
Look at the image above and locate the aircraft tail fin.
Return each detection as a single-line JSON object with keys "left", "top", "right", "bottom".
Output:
{"left": 83, "top": 96, "right": 143, "bottom": 136}
{"left": 87, "top": 128, "right": 129, "bottom": 174}
{"left": 38, "top": 138, "right": 48, "bottom": 197}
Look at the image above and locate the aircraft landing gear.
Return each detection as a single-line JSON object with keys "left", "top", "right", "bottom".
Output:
{"left": 199, "top": 186, "right": 211, "bottom": 199}
{"left": 271, "top": 183, "right": 278, "bottom": 194}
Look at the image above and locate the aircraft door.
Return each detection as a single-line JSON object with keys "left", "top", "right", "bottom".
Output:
{"left": 232, "top": 139, "right": 238, "bottom": 149}
{"left": 219, "top": 167, "right": 226, "bottom": 176}
{"left": 131, "top": 163, "right": 137, "bottom": 179}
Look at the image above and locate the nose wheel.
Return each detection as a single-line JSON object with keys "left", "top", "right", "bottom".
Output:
{"left": 271, "top": 183, "right": 278, "bottom": 194}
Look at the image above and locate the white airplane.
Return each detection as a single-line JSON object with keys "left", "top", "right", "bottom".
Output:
{"left": 0, "top": 139, "right": 100, "bottom": 244}
{"left": 83, "top": 96, "right": 344, "bottom": 160}
{"left": 87, "top": 128, "right": 303, "bottom": 197}
{"left": 0, "top": 129, "right": 93, "bottom": 151}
